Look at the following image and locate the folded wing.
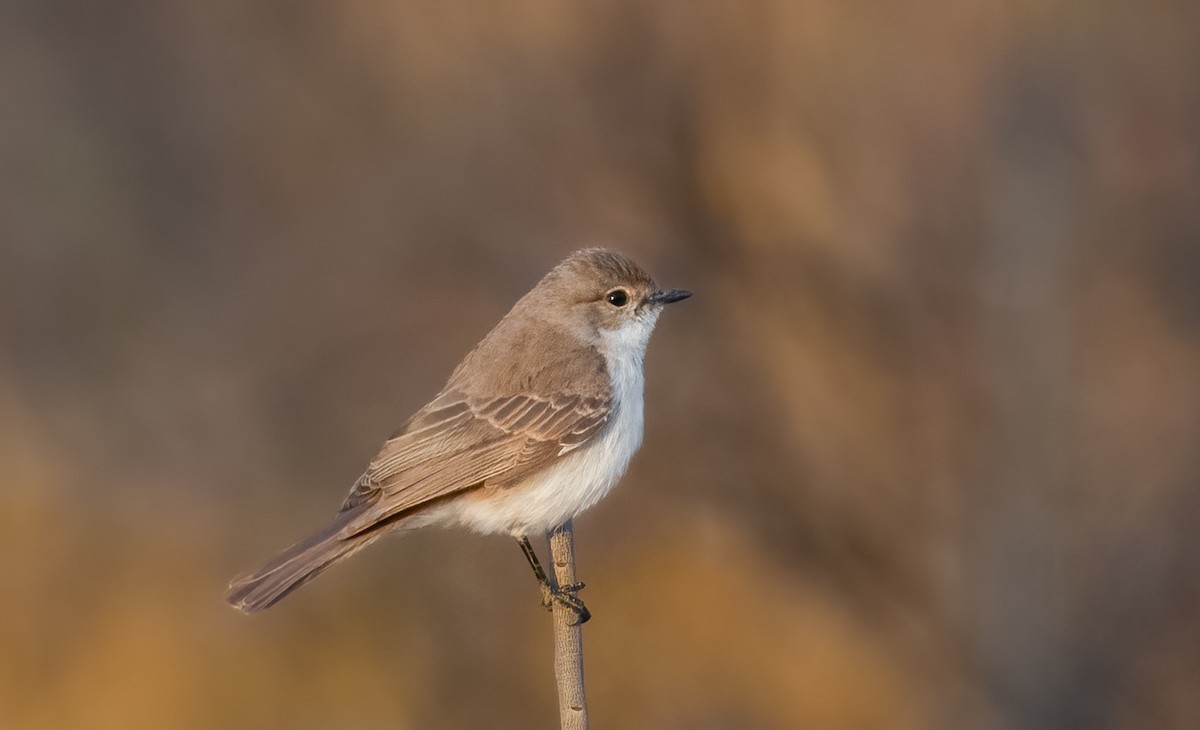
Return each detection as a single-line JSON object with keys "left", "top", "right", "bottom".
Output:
{"left": 337, "top": 388, "right": 610, "bottom": 537}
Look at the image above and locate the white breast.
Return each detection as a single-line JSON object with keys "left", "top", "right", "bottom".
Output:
{"left": 442, "top": 311, "right": 659, "bottom": 536}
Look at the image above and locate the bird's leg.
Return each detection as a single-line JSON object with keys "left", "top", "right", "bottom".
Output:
{"left": 518, "top": 536, "right": 552, "bottom": 589}
{"left": 515, "top": 536, "right": 590, "bottom": 624}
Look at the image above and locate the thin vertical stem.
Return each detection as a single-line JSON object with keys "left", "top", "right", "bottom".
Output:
{"left": 548, "top": 520, "right": 588, "bottom": 730}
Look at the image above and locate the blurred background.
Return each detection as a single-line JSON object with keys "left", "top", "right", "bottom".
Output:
{"left": 2, "top": 1, "right": 1198, "bottom": 728}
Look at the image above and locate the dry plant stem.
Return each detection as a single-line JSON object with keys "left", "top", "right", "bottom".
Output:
{"left": 549, "top": 520, "right": 589, "bottom": 730}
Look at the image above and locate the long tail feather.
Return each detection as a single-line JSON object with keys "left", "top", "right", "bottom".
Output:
{"left": 226, "top": 514, "right": 381, "bottom": 614}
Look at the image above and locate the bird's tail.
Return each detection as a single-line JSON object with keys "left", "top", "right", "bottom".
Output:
{"left": 226, "top": 512, "right": 381, "bottom": 614}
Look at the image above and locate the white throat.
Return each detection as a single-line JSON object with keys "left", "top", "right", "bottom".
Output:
{"left": 596, "top": 310, "right": 661, "bottom": 443}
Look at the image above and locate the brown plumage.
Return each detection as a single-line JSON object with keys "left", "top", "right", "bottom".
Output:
{"left": 226, "top": 249, "right": 688, "bottom": 613}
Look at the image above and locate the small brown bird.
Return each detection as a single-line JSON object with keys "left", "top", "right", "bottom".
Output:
{"left": 226, "top": 249, "right": 690, "bottom": 619}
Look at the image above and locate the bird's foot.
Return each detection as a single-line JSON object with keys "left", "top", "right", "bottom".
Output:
{"left": 540, "top": 581, "right": 591, "bottom": 625}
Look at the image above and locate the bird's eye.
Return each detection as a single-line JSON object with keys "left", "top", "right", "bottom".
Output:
{"left": 605, "top": 289, "right": 629, "bottom": 307}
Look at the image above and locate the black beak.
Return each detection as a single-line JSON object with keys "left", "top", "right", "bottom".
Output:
{"left": 650, "top": 288, "right": 693, "bottom": 305}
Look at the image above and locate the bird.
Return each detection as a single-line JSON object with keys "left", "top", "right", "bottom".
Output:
{"left": 226, "top": 248, "right": 691, "bottom": 620}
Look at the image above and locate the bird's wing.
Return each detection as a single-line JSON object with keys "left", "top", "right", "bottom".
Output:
{"left": 337, "top": 387, "right": 610, "bottom": 536}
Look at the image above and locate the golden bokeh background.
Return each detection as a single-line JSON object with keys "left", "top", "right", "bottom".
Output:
{"left": 3, "top": 2, "right": 1199, "bottom": 728}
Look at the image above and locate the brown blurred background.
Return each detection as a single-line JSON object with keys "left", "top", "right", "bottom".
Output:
{"left": 2, "top": 1, "right": 1199, "bottom": 728}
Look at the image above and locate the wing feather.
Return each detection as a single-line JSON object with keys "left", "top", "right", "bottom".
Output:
{"left": 337, "top": 386, "right": 610, "bottom": 536}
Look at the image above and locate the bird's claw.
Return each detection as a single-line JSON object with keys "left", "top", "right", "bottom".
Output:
{"left": 540, "top": 581, "right": 590, "bottom": 624}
